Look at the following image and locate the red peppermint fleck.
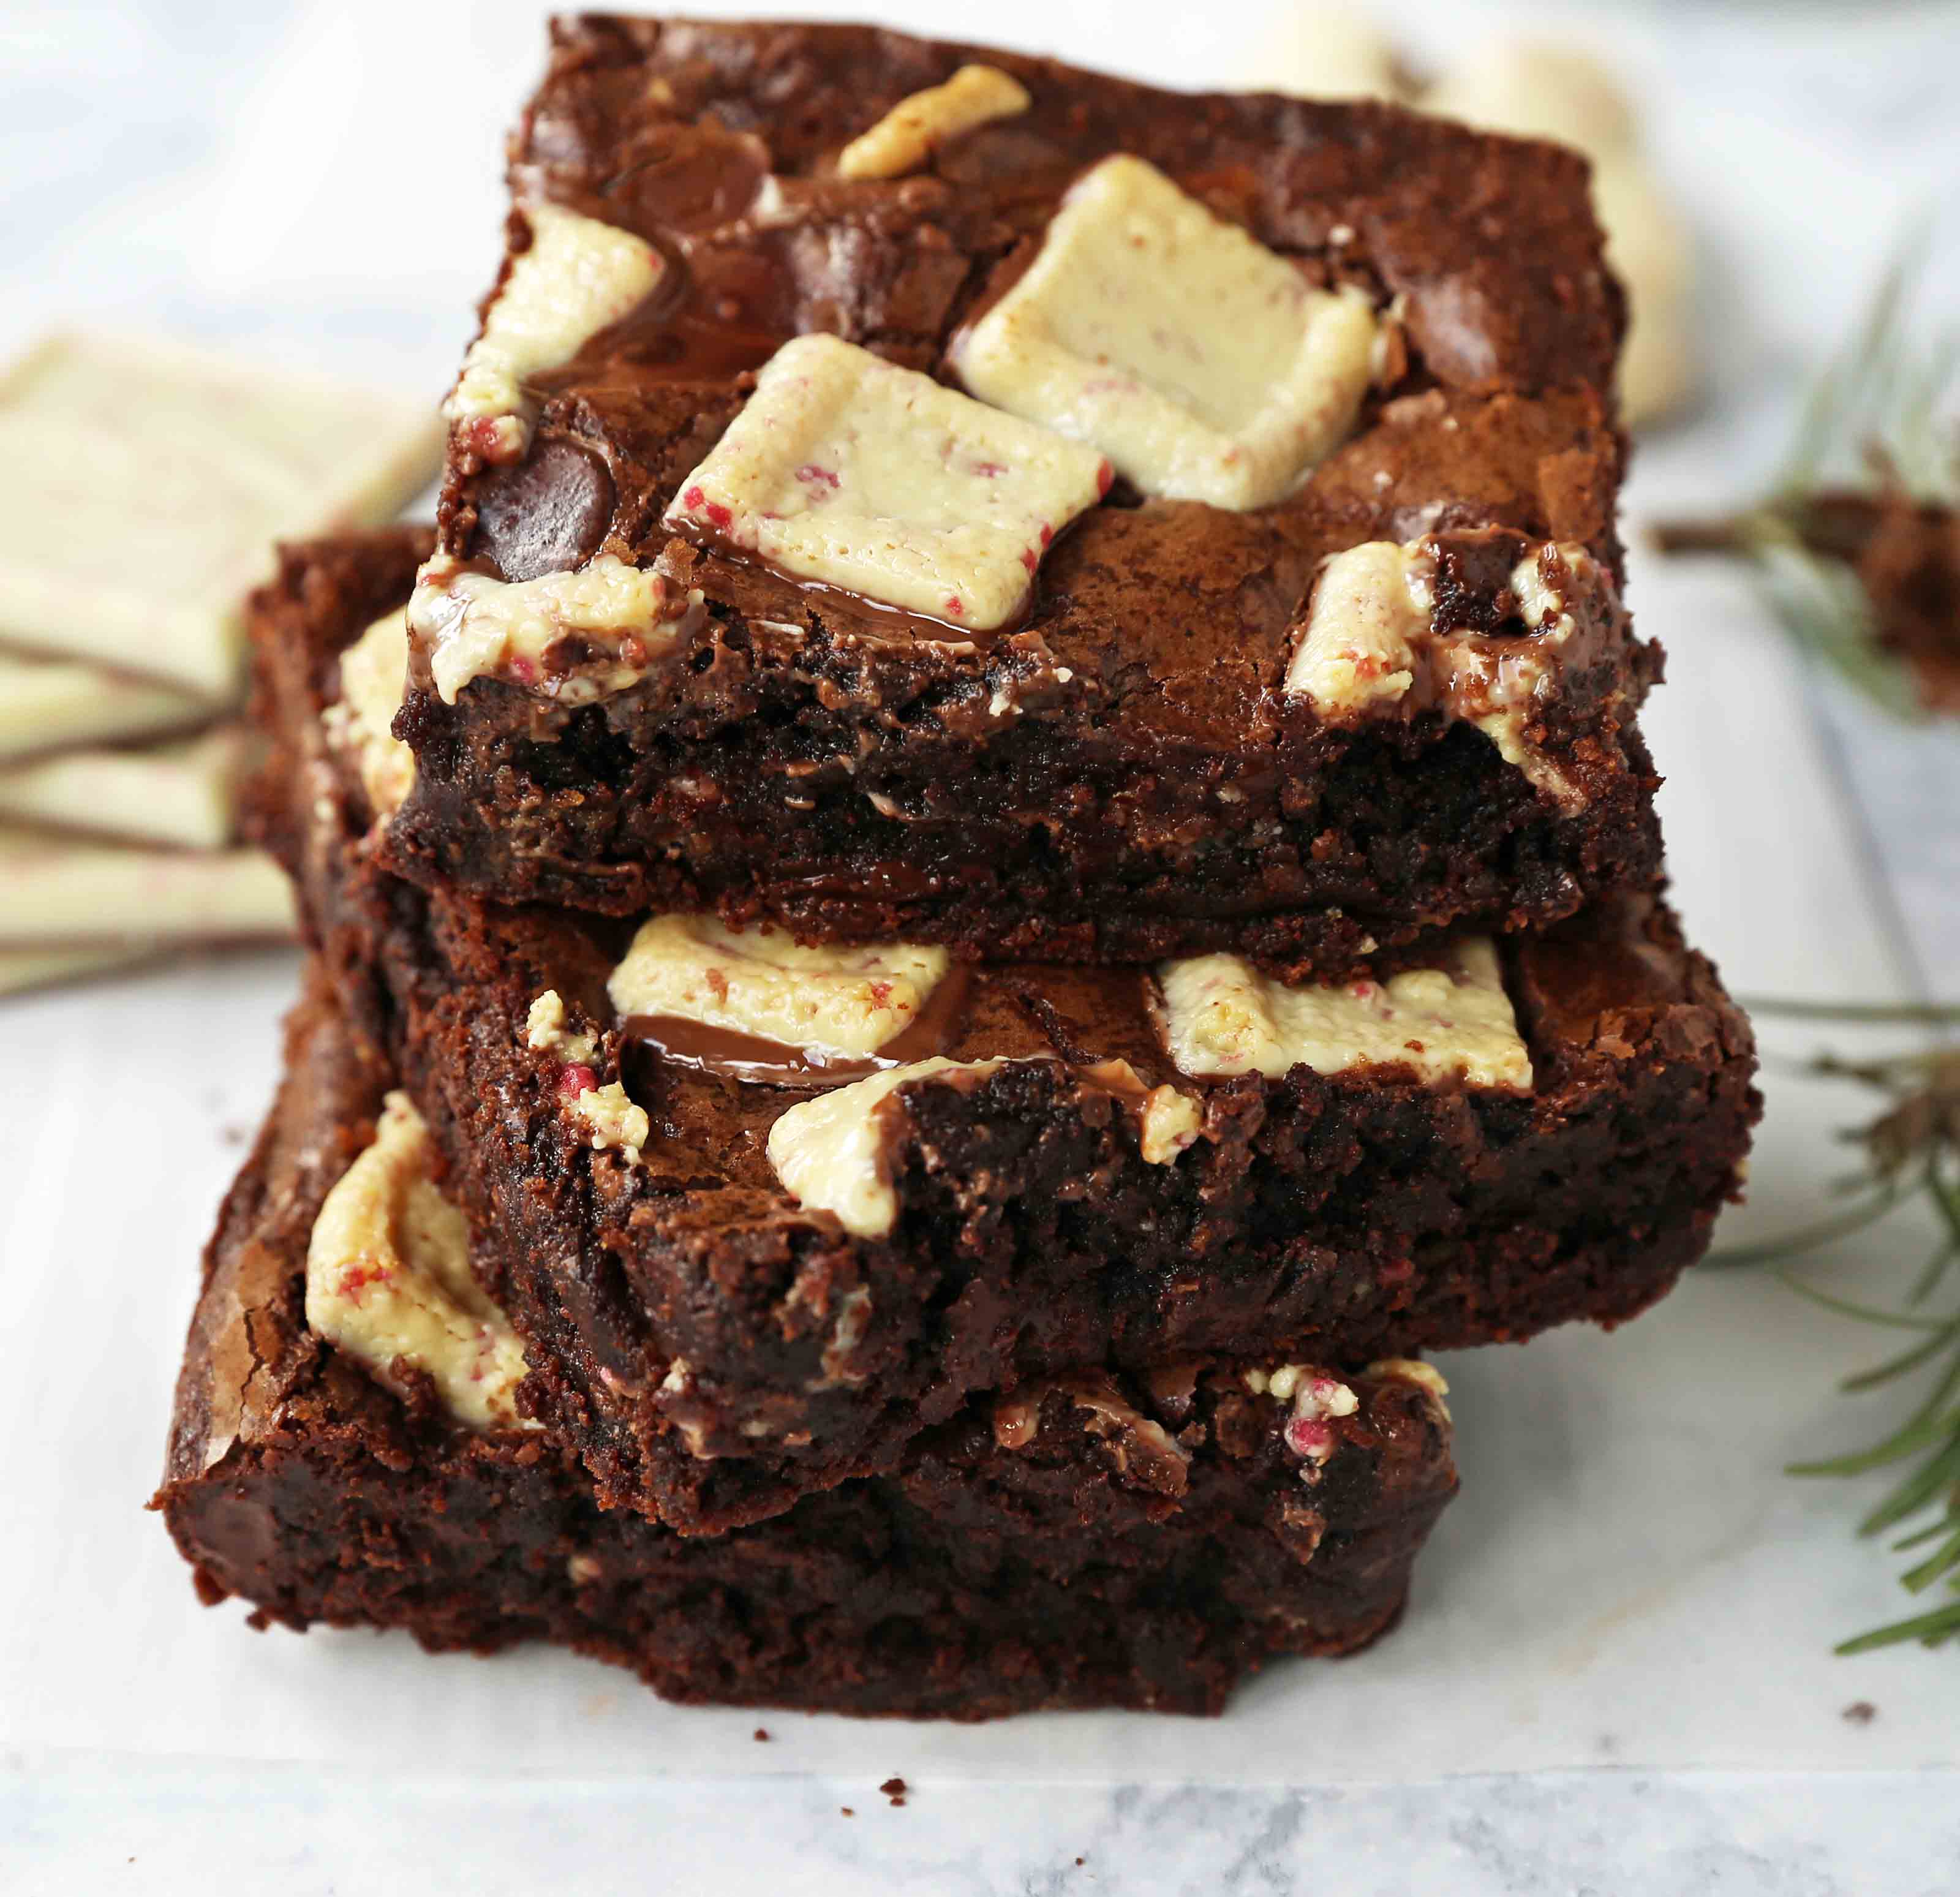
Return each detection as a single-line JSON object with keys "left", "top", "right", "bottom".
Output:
{"left": 1020, "top": 548, "right": 1038, "bottom": 572}
{"left": 1039, "top": 523, "right": 1054, "bottom": 548}
{"left": 944, "top": 596, "right": 965, "bottom": 617}
{"left": 1096, "top": 459, "right": 1115, "bottom": 497}
{"left": 795, "top": 463, "right": 841, "bottom": 489}
{"left": 508, "top": 655, "right": 538, "bottom": 684}
{"left": 1285, "top": 1416, "right": 1335, "bottom": 1459}
{"left": 971, "top": 459, "right": 1006, "bottom": 478}
{"left": 868, "top": 979, "right": 894, "bottom": 1006}
{"left": 557, "top": 1064, "right": 598, "bottom": 1101}
{"left": 1349, "top": 981, "right": 1376, "bottom": 1000}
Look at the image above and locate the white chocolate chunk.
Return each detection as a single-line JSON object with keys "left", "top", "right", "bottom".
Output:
{"left": 409, "top": 552, "right": 705, "bottom": 706}
{"left": 306, "top": 1091, "right": 539, "bottom": 1431}
{"left": 951, "top": 156, "right": 1378, "bottom": 510}
{"left": 325, "top": 606, "right": 415, "bottom": 818}
{"left": 1282, "top": 538, "right": 1435, "bottom": 709}
{"left": 665, "top": 333, "right": 1109, "bottom": 630}
{"left": 1285, "top": 537, "right": 1609, "bottom": 806}
{"left": 767, "top": 1057, "right": 1009, "bottom": 1238}
{"left": 567, "top": 1082, "right": 647, "bottom": 1161}
{"left": 837, "top": 64, "right": 1032, "bottom": 180}
{"left": 1472, "top": 542, "right": 1600, "bottom": 793}
{"left": 608, "top": 913, "right": 950, "bottom": 1061}
{"left": 525, "top": 988, "right": 598, "bottom": 1065}
{"left": 0, "top": 723, "right": 250, "bottom": 850}
{"left": 0, "top": 825, "right": 295, "bottom": 948}
{"left": 0, "top": 652, "right": 207, "bottom": 763}
{"left": 1156, "top": 938, "right": 1530, "bottom": 1090}
{"left": 0, "top": 332, "right": 440, "bottom": 696}
{"left": 1137, "top": 1085, "right": 1203, "bottom": 1165}
{"left": 444, "top": 203, "right": 663, "bottom": 462}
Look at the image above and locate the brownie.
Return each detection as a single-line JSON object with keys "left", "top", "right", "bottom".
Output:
{"left": 154, "top": 967, "right": 1458, "bottom": 1719}
{"left": 380, "top": 15, "right": 1660, "bottom": 979}
{"left": 249, "top": 530, "right": 1757, "bottom": 1534}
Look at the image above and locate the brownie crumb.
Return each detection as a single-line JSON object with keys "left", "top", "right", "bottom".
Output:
{"left": 840, "top": 1807, "right": 854, "bottom": 1818}
{"left": 1842, "top": 1701, "right": 1877, "bottom": 1725}
{"left": 880, "top": 1776, "right": 907, "bottom": 1797}
{"left": 753, "top": 1727, "right": 769, "bottom": 1742}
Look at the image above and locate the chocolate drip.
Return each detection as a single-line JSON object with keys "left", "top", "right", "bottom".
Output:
{"left": 622, "top": 964, "right": 974, "bottom": 1089}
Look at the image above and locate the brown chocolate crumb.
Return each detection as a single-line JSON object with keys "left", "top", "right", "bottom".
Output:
{"left": 753, "top": 1727, "right": 769, "bottom": 1741}
{"left": 840, "top": 1806, "right": 854, "bottom": 1817}
{"left": 1842, "top": 1700, "right": 1877, "bottom": 1725}
{"left": 881, "top": 1774, "right": 909, "bottom": 1806}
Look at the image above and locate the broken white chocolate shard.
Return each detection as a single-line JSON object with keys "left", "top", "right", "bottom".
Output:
{"left": 409, "top": 552, "right": 706, "bottom": 706}
{"left": 767, "top": 1057, "right": 1009, "bottom": 1238}
{"left": 608, "top": 914, "right": 951, "bottom": 1061}
{"left": 1284, "top": 536, "right": 1614, "bottom": 806}
{"left": 0, "top": 941, "right": 162, "bottom": 997}
{"left": 665, "top": 333, "right": 1110, "bottom": 630}
{"left": 323, "top": 606, "right": 415, "bottom": 818}
{"left": 836, "top": 64, "right": 1033, "bottom": 179}
{"left": 1155, "top": 938, "right": 1531, "bottom": 1090}
{"left": 0, "top": 723, "right": 251, "bottom": 851}
{"left": 526, "top": 988, "right": 598, "bottom": 1065}
{"left": 0, "top": 825, "right": 295, "bottom": 948}
{"left": 566, "top": 1080, "right": 648, "bottom": 1160}
{"left": 1137, "top": 1085, "right": 1203, "bottom": 1165}
{"left": 1282, "top": 538, "right": 1436, "bottom": 713}
{"left": 951, "top": 156, "right": 1378, "bottom": 510}
{"left": 307, "top": 1091, "right": 539, "bottom": 1431}
{"left": 445, "top": 203, "right": 664, "bottom": 464}
{"left": 0, "top": 333, "right": 441, "bottom": 696}
{"left": 0, "top": 652, "right": 208, "bottom": 763}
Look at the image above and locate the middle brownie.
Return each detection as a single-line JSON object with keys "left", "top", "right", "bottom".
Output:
{"left": 254, "top": 530, "right": 1757, "bottom": 1534}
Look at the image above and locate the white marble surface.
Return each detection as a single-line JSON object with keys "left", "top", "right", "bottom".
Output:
{"left": 4, "top": 1, "right": 1960, "bottom": 1889}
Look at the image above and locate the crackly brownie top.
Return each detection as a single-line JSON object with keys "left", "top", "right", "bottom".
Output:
{"left": 420, "top": 14, "right": 1632, "bottom": 780}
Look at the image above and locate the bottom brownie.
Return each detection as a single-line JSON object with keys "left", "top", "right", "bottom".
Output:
{"left": 155, "top": 969, "right": 1458, "bottom": 1719}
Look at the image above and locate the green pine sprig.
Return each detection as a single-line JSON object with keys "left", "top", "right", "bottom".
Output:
{"left": 1651, "top": 232, "right": 1960, "bottom": 723}
{"left": 1720, "top": 1000, "right": 1960, "bottom": 1651}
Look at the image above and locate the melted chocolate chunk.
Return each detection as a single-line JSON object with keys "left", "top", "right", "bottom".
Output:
{"left": 473, "top": 437, "right": 616, "bottom": 581}
{"left": 621, "top": 965, "right": 976, "bottom": 1089}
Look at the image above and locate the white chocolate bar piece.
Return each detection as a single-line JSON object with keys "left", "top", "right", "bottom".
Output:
{"left": 0, "top": 651, "right": 208, "bottom": 762}
{"left": 0, "top": 825, "right": 295, "bottom": 948}
{"left": 0, "top": 941, "right": 161, "bottom": 997}
{"left": 0, "top": 333, "right": 442, "bottom": 697}
{"left": 0, "top": 725, "right": 252, "bottom": 850}
{"left": 666, "top": 334, "right": 1108, "bottom": 630}
{"left": 951, "top": 156, "right": 1378, "bottom": 510}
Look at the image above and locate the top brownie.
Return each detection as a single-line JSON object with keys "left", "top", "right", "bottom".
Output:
{"left": 385, "top": 14, "right": 1657, "bottom": 977}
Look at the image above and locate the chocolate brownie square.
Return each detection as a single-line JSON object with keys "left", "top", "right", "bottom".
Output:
{"left": 380, "top": 16, "right": 1660, "bottom": 979}
{"left": 154, "top": 964, "right": 1458, "bottom": 1718}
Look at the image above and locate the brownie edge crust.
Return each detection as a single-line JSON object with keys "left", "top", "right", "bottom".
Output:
{"left": 154, "top": 967, "right": 1459, "bottom": 1719}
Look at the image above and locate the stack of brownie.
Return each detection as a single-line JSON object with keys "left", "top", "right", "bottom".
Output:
{"left": 157, "top": 17, "right": 1759, "bottom": 1719}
